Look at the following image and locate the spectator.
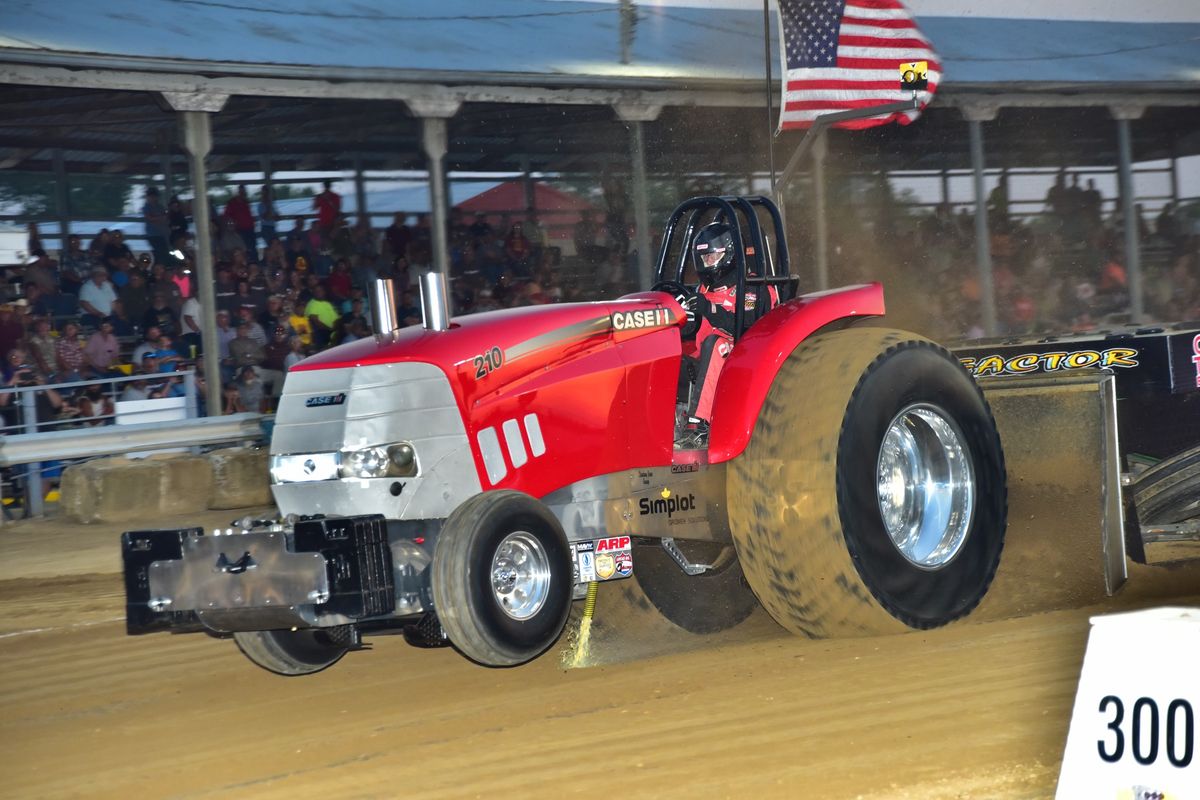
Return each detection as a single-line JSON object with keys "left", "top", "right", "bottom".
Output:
{"left": 58, "top": 234, "right": 90, "bottom": 296}
{"left": 283, "top": 334, "right": 306, "bottom": 371}
{"left": 385, "top": 212, "right": 411, "bottom": 260}
{"left": 504, "top": 222, "right": 533, "bottom": 276}
{"left": 167, "top": 195, "right": 189, "bottom": 244}
{"left": 233, "top": 365, "right": 267, "bottom": 413}
{"left": 78, "top": 268, "right": 117, "bottom": 329}
{"left": 284, "top": 300, "right": 312, "bottom": 348}
{"left": 214, "top": 267, "right": 239, "bottom": 315}
{"left": 132, "top": 326, "right": 161, "bottom": 365}
{"left": 224, "top": 185, "right": 257, "bottom": 256}
{"left": 233, "top": 280, "right": 259, "bottom": 319}
{"left": 102, "top": 230, "right": 133, "bottom": 274}
{"left": 152, "top": 334, "right": 183, "bottom": 373}
{"left": 119, "top": 269, "right": 151, "bottom": 324}
{"left": 142, "top": 293, "right": 178, "bottom": 338}
{"left": 24, "top": 249, "right": 58, "bottom": 296}
{"left": 143, "top": 187, "right": 170, "bottom": 265}
{"left": 468, "top": 212, "right": 493, "bottom": 250}
{"left": 261, "top": 326, "right": 290, "bottom": 400}
{"left": 83, "top": 318, "right": 121, "bottom": 377}
{"left": 337, "top": 297, "right": 369, "bottom": 343}
{"left": 259, "top": 295, "right": 289, "bottom": 335}
{"left": 217, "top": 217, "right": 245, "bottom": 261}
{"left": 304, "top": 284, "right": 338, "bottom": 349}
{"left": 0, "top": 346, "right": 70, "bottom": 430}
{"left": 77, "top": 383, "right": 114, "bottom": 426}
{"left": 327, "top": 259, "right": 352, "bottom": 303}
{"left": 214, "top": 310, "right": 238, "bottom": 372}
{"left": 179, "top": 287, "right": 203, "bottom": 357}
{"left": 313, "top": 180, "right": 341, "bottom": 237}
{"left": 236, "top": 307, "right": 268, "bottom": 347}
{"left": 25, "top": 317, "right": 57, "bottom": 379}
{"left": 258, "top": 185, "right": 278, "bottom": 247}
{"left": 54, "top": 320, "right": 88, "bottom": 382}
{"left": 228, "top": 321, "right": 265, "bottom": 373}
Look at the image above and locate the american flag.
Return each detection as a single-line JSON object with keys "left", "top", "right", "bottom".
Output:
{"left": 777, "top": 0, "right": 940, "bottom": 131}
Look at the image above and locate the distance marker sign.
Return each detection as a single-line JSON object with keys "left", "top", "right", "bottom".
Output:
{"left": 1056, "top": 607, "right": 1199, "bottom": 799}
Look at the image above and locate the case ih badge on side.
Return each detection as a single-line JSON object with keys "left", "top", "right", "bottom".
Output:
{"left": 121, "top": 195, "right": 1197, "bottom": 676}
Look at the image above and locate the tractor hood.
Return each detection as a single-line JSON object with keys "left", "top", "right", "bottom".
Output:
{"left": 292, "top": 293, "right": 684, "bottom": 391}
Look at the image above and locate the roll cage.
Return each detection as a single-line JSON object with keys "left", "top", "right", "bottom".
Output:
{"left": 653, "top": 195, "right": 800, "bottom": 341}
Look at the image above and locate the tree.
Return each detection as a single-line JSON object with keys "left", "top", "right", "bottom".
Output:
{"left": 0, "top": 171, "right": 132, "bottom": 218}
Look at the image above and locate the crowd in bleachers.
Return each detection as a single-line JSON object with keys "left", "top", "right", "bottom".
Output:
{"left": 817, "top": 171, "right": 1200, "bottom": 340}
{"left": 1, "top": 178, "right": 629, "bottom": 432}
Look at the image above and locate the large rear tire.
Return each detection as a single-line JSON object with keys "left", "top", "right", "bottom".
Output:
{"left": 632, "top": 540, "right": 758, "bottom": 634}
{"left": 432, "top": 491, "right": 574, "bottom": 666}
{"left": 728, "top": 327, "right": 1007, "bottom": 638}
{"left": 233, "top": 629, "right": 348, "bottom": 676}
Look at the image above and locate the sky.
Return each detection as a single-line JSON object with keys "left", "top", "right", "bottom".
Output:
{"left": 558, "top": 0, "right": 1200, "bottom": 23}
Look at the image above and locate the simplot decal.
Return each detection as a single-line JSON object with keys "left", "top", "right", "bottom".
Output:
{"left": 959, "top": 347, "right": 1139, "bottom": 378}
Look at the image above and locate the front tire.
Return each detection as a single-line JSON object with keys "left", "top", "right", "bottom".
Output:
{"left": 233, "top": 629, "right": 348, "bottom": 676}
{"left": 728, "top": 327, "right": 1006, "bottom": 638}
{"left": 432, "top": 491, "right": 574, "bottom": 666}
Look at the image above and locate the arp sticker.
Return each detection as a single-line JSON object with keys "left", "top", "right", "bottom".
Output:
{"left": 614, "top": 551, "right": 633, "bottom": 577}
{"left": 595, "top": 553, "right": 616, "bottom": 580}
{"left": 596, "top": 536, "right": 631, "bottom": 553}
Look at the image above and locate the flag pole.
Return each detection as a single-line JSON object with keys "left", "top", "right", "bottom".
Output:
{"left": 762, "top": 0, "right": 776, "bottom": 194}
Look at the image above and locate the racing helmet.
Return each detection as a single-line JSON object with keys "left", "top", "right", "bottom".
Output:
{"left": 692, "top": 222, "right": 736, "bottom": 281}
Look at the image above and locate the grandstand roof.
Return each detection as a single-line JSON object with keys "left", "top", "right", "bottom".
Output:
{"left": 0, "top": 2, "right": 1196, "bottom": 180}
{"left": 0, "top": 2, "right": 1197, "bottom": 89}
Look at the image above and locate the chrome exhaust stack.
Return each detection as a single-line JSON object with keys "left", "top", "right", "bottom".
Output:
{"left": 370, "top": 278, "right": 400, "bottom": 336}
{"left": 420, "top": 271, "right": 452, "bottom": 332}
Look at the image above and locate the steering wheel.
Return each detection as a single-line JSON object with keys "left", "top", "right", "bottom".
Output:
{"left": 651, "top": 280, "right": 702, "bottom": 339}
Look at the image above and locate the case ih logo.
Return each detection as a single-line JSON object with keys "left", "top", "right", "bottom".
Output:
{"left": 595, "top": 536, "right": 631, "bottom": 553}
{"left": 305, "top": 393, "right": 346, "bottom": 408}
{"left": 611, "top": 307, "right": 671, "bottom": 331}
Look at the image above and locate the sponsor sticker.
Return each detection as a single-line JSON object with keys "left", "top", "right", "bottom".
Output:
{"left": 959, "top": 347, "right": 1139, "bottom": 378}
{"left": 595, "top": 553, "right": 616, "bottom": 580}
{"left": 614, "top": 551, "right": 633, "bottom": 577}
{"left": 611, "top": 307, "right": 672, "bottom": 332}
{"left": 671, "top": 463, "right": 699, "bottom": 474}
{"left": 639, "top": 489, "right": 697, "bottom": 519}
{"left": 577, "top": 550, "right": 596, "bottom": 583}
{"left": 596, "top": 535, "right": 631, "bottom": 553}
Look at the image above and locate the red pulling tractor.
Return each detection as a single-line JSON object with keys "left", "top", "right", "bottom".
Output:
{"left": 122, "top": 196, "right": 1008, "bottom": 673}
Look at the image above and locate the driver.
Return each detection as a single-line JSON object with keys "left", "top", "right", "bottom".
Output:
{"left": 681, "top": 222, "right": 776, "bottom": 445}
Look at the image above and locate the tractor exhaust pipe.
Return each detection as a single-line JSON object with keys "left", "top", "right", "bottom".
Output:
{"left": 420, "top": 271, "right": 452, "bottom": 332}
{"left": 370, "top": 278, "right": 400, "bottom": 336}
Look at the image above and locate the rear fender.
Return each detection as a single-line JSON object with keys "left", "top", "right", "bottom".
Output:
{"left": 708, "top": 283, "right": 886, "bottom": 463}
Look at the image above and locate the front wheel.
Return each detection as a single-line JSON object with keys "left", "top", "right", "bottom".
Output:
{"left": 432, "top": 491, "right": 574, "bottom": 666}
{"left": 728, "top": 327, "right": 1007, "bottom": 637}
{"left": 233, "top": 628, "right": 348, "bottom": 676}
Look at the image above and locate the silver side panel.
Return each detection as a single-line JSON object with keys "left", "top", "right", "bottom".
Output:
{"left": 543, "top": 461, "right": 730, "bottom": 544}
{"left": 270, "top": 362, "right": 481, "bottom": 519}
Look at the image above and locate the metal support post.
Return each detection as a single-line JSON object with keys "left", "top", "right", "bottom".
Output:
{"left": 521, "top": 157, "right": 536, "bottom": 213}
{"left": 1115, "top": 115, "right": 1144, "bottom": 323}
{"left": 162, "top": 153, "right": 174, "bottom": 198}
{"left": 812, "top": 131, "right": 829, "bottom": 290}
{"left": 183, "top": 371, "right": 198, "bottom": 418}
{"left": 968, "top": 118, "right": 998, "bottom": 336}
{"left": 179, "top": 110, "right": 223, "bottom": 417}
{"left": 354, "top": 157, "right": 368, "bottom": 222}
{"left": 630, "top": 120, "right": 653, "bottom": 290}
{"left": 53, "top": 149, "right": 70, "bottom": 243}
{"left": 20, "top": 391, "right": 43, "bottom": 517}
{"left": 421, "top": 117, "right": 451, "bottom": 276}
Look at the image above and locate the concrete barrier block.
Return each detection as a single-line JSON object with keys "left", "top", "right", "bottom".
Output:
{"left": 60, "top": 457, "right": 169, "bottom": 524}
{"left": 208, "top": 447, "right": 271, "bottom": 509}
{"left": 157, "top": 456, "right": 213, "bottom": 516}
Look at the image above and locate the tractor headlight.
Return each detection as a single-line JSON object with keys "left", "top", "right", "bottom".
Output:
{"left": 339, "top": 442, "right": 419, "bottom": 479}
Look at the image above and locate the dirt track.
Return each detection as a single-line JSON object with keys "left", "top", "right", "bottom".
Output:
{"left": 1, "top": 508, "right": 1197, "bottom": 800}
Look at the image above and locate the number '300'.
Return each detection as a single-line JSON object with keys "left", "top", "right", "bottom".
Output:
{"left": 1098, "top": 696, "right": 1194, "bottom": 767}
